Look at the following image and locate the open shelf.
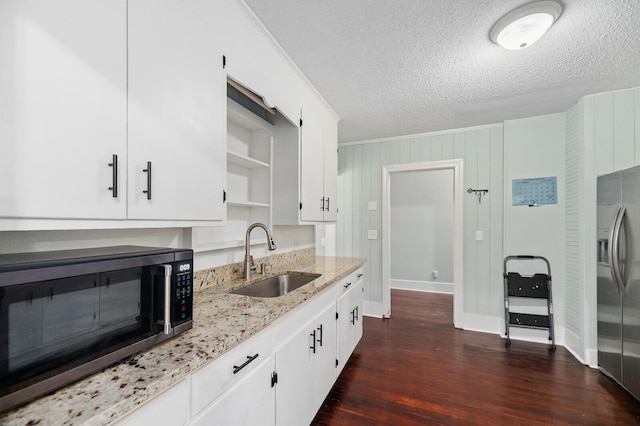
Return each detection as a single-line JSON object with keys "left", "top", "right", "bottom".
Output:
{"left": 227, "top": 151, "right": 269, "bottom": 169}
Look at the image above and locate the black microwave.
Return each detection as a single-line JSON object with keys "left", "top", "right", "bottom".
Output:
{"left": 0, "top": 246, "right": 193, "bottom": 412}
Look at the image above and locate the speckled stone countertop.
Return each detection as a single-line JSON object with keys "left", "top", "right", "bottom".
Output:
{"left": 0, "top": 255, "right": 366, "bottom": 426}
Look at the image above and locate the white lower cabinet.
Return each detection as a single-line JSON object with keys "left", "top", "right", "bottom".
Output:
{"left": 190, "top": 355, "right": 275, "bottom": 426}
{"left": 113, "top": 379, "right": 189, "bottom": 426}
{"left": 113, "top": 269, "right": 364, "bottom": 426}
{"left": 337, "top": 271, "right": 364, "bottom": 376}
{"left": 274, "top": 300, "right": 337, "bottom": 426}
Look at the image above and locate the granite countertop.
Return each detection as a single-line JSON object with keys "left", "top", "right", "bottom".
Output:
{"left": 0, "top": 255, "right": 366, "bottom": 426}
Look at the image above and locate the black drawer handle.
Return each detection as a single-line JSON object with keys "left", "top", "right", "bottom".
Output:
{"left": 233, "top": 353, "right": 259, "bottom": 374}
{"left": 143, "top": 161, "right": 152, "bottom": 200}
{"left": 357, "top": 273, "right": 363, "bottom": 278}
{"left": 310, "top": 330, "right": 317, "bottom": 354}
{"left": 344, "top": 282, "right": 352, "bottom": 289}
{"left": 108, "top": 154, "right": 118, "bottom": 198}
{"left": 317, "top": 324, "right": 323, "bottom": 347}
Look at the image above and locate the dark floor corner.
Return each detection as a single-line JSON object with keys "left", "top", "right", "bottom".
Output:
{"left": 313, "top": 290, "right": 640, "bottom": 425}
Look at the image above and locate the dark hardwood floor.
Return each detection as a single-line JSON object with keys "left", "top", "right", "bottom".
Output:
{"left": 313, "top": 290, "right": 640, "bottom": 425}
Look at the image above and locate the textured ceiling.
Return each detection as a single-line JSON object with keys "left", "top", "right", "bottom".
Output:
{"left": 242, "top": 0, "right": 640, "bottom": 143}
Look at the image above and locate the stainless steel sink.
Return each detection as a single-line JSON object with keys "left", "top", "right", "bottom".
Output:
{"left": 231, "top": 273, "right": 321, "bottom": 298}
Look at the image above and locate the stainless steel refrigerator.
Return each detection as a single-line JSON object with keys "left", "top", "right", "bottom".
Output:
{"left": 597, "top": 165, "right": 640, "bottom": 401}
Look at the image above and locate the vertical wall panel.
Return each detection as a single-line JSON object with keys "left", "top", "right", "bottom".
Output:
{"left": 361, "top": 144, "right": 373, "bottom": 299}
{"left": 399, "top": 139, "right": 411, "bottom": 163}
{"left": 489, "top": 127, "right": 505, "bottom": 317}
{"left": 463, "top": 131, "right": 479, "bottom": 312}
{"left": 636, "top": 88, "right": 640, "bottom": 165}
{"left": 476, "top": 129, "right": 492, "bottom": 315}
{"left": 337, "top": 146, "right": 345, "bottom": 257}
{"left": 431, "top": 134, "right": 443, "bottom": 161}
{"left": 352, "top": 145, "right": 363, "bottom": 261}
{"left": 565, "top": 101, "right": 583, "bottom": 338}
{"left": 594, "top": 92, "right": 614, "bottom": 176}
{"left": 370, "top": 143, "right": 383, "bottom": 302}
{"left": 410, "top": 138, "right": 421, "bottom": 161}
{"left": 453, "top": 132, "right": 466, "bottom": 159}
{"left": 342, "top": 146, "right": 354, "bottom": 257}
{"left": 337, "top": 124, "right": 503, "bottom": 317}
{"left": 442, "top": 133, "right": 454, "bottom": 160}
{"left": 420, "top": 137, "right": 432, "bottom": 162}
{"left": 614, "top": 90, "right": 635, "bottom": 171}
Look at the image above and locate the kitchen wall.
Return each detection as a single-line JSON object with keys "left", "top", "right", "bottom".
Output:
{"left": 503, "top": 113, "right": 566, "bottom": 344}
{"left": 390, "top": 168, "right": 454, "bottom": 292}
{"left": 0, "top": 227, "right": 314, "bottom": 272}
{"left": 565, "top": 86, "right": 640, "bottom": 366}
{"left": 337, "top": 124, "right": 505, "bottom": 325}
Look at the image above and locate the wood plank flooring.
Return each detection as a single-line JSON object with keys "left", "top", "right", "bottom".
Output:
{"left": 313, "top": 290, "right": 640, "bottom": 425}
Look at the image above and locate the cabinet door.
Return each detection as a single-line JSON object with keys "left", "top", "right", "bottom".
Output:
{"left": 0, "top": 0, "right": 127, "bottom": 220}
{"left": 128, "top": 0, "right": 225, "bottom": 221}
{"left": 322, "top": 114, "right": 338, "bottom": 222}
{"left": 274, "top": 317, "right": 315, "bottom": 426}
{"left": 113, "top": 379, "right": 189, "bottom": 426}
{"left": 337, "top": 277, "right": 363, "bottom": 375}
{"left": 312, "top": 303, "right": 338, "bottom": 410}
{"left": 191, "top": 355, "right": 275, "bottom": 426}
{"left": 300, "top": 106, "right": 325, "bottom": 222}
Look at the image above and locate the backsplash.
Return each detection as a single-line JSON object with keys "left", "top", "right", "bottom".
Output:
{"left": 193, "top": 246, "right": 316, "bottom": 292}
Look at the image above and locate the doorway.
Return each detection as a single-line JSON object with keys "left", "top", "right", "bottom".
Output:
{"left": 382, "top": 159, "right": 463, "bottom": 327}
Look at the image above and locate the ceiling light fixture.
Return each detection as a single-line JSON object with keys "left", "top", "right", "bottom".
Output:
{"left": 490, "top": 1, "right": 562, "bottom": 50}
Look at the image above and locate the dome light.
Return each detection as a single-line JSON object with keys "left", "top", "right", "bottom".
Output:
{"left": 490, "top": 1, "right": 562, "bottom": 50}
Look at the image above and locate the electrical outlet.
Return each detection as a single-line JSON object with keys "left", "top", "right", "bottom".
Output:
{"left": 475, "top": 230, "right": 483, "bottom": 241}
{"left": 368, "top": 230, "right": 378, "bottom": 240}
{"left": 432, "top": 270, "right": 439, "bottom": 279}
{"left": 321, "top": 238, "right": 326, "bottom": 246}
{"left": 368, "top": 201, "right": 378, "bottom": 211}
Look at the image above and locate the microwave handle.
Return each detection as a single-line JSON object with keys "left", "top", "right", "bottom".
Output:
{"left": 154, "top": 264, "right": 173, "bottom": 335}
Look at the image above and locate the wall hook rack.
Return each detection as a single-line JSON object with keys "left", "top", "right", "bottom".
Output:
{"left": 467, "top": 188, "right": 489, "bottom": 204}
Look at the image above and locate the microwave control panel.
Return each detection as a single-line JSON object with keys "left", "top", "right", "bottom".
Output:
{"left": 173, "top": 260, "right": 193, "bottom": 323}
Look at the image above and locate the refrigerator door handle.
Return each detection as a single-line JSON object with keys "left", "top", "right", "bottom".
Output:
{"left": 610, "top": 205, "right": 627, "bottom": 296}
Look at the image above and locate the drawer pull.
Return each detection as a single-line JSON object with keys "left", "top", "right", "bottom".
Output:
{"left": 344, "top": 282, "right": 352, "bottom": 289}
{"left": 310, "top": 330, "right": 317, "bottom": 354}
{"left": 233, "top": 353, "right": 259, "bottom": 374}
{"left": 357, "top": 273, "right": 363, "bottom": 278}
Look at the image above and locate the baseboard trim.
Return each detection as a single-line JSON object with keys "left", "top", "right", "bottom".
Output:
{"left": 390, "top": 279, "right": 454, "bottom": 294}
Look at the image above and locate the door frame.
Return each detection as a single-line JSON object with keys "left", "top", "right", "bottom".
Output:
{"left": 382, "top": 159, "right": 464, "bottom": 327}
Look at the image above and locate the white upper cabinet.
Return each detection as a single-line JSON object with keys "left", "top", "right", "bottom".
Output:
{"left": 127, "top": 0, "right": 225, "bottom": 221}
{"left": 299, "top": 103, "right": 339, "bottom": 223}
{"left": 0, "top": 0, "right": 127, "bottom": 220}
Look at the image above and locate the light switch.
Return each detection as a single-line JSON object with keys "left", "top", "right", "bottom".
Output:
{"left": 368, "top": 201, "right": 377, "bottom": 211}
{"left": 368, "top": 230, "right": 378, "bottom": 240}
{"left": 475, "top": 230, "right": 483, "bottom": 241}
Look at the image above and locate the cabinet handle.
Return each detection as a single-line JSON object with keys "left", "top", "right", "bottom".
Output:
{"left": 350, "top": 309, "right": 355, "bottom": 325}
{"left": 233, "top": 353, "right": 259, "bottom": 374}
{"left": 108, "top": 154, "right": 118, "bottom": 198}
{"left": 317, "top": 324, "right": 323, "bottom": 347}
{"left": 310, "top": 330, "right": 317, "bottom": 354}
{"left": 344, "top": 282, "right": 352, "bottom": 289}
{"left": 142, "top": 161, "right": 152, "bottom": 200}
{"left": 325, "top": 197, "right": 330, "bottom": 212}
{"left": 321, "top": 197, "right": 325, "bottom": 211}
{"left": 357, "top": 273, "right": 363, "bottom": 278}
{"left": 355, "top": 306, "right": 359, "bottom": 321}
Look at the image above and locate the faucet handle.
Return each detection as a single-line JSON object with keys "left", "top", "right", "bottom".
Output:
{"left": 260, "top": 263, "right": 268, "bottom": 274}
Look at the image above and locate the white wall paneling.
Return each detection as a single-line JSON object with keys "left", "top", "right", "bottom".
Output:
{"left": 503, "top": 113, "right": 566, "bottom": 345}
{"left": 564, "top": 86, "right": 640, "bottom": 366}
{"left": 339, "top": 124, "right": 503, "bottom": 326}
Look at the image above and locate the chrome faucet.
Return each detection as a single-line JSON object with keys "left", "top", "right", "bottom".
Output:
{"left": 244, "top": 223, "right": 276, "bottom": 280}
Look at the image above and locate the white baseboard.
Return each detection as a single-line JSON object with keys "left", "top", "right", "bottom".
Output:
{"left": 390, "top": 279, "right": 454, "bottom": 294}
